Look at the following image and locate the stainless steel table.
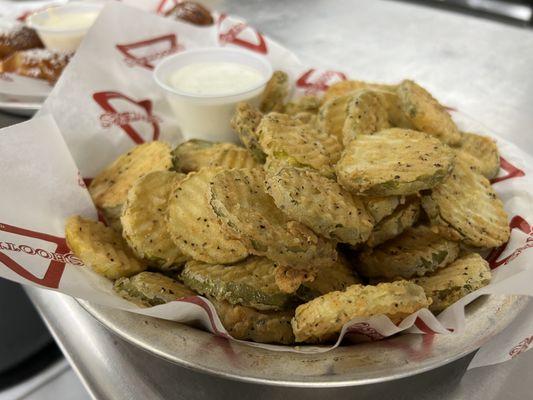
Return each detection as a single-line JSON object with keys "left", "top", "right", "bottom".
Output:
{"left": 6, "top": 0, "right": 533, "bottom": 398}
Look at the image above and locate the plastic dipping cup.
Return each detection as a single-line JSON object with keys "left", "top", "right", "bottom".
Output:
{"left": 27, "top": 2, "right": 102, "bottom": 52}
{"left": 153, "top": 48, "right": 273, "bottom": 142}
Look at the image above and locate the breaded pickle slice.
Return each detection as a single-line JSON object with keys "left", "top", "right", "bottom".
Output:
{"left": 362, "top": 196, "right": 403, "bottom": 224}
{"left": 453, "top": 149, "right": 486, "bottom": 177}
{"left": 66, "top": 216, "right": 146, "bottom": 279}
{"left": 376, "top": 90, "right": 415, "bottom": 129}
{"left": 167, "top": 167, "right": 249, "bottom": 264}
{"left": 274, "top": 266, "right": 315, "bottom": 294}
{"left": 258, "top": 112, "right": 342, "bottom": 177}
{"left": 172, "top": 140, "right": 258, "bottom": 173}
{"left": 231, "top": 102, "right": 266, "bottom": 163}
{"left": 211, "top": 299, "right": 295, "bottom": 344}
{"left": 260, "top": 70, "right": 289, "bottom": 113}
{"left": 209, "top": 168, "right": 337, "bottom": 270}
{"left": 266, "top": 167, "right": 374, "bottom": 245}
{"left": 114, "top": 271, "right": 194, "bottom": 307}
{"left": 284, "top": 95, "right": 321, "bottom": 115}
{"left": 342, "top": 89, "right": 413, "bottom": 145}
{"left": 181, "top": 257, "right": 297, "bottom": 310}
{"left": 324, "top": 80, "right": 396, "bottom": 102}
{"left": 397, "top": 80, "right": 461, "bottom": 145}
{"left": 317, "top": 94, "right": 352, "bottom": 143}
{"left": 291, "top": 281, "right": 431, "bottom": 343}
{"left": 275, "top": 256, "right": 360, "bottom": 300}
{"left": 121, "top": 171, "right": 189, "bottom": 270}
{"left": 172, "top": 139, "right": 213, "bottom": 171}
{"left": 342, "top": 90, "right": 391, "bottom": 145}
{"left": 421, "top": 151, "right": 509, "bottom": 248}
{"left": 293, "top": 112, "right": 318, "bottom": 126}
{"left": 457, "top": 132, "right": 500, "bottom": 179}
{"left": 366, "top": 198, "right": 420, "bottom": 248}
{"left": 296, "top": 256, "right": 361, "bottom": 302}
{"left": 99, "top": 204, "right": 123, "bottom": 232}
{"left": 336, "top": 128, "right": 455, "bottom": 196}
{"left": 358, "top": 225, "right": 460, "bottom": 279}
{"left": 89, "top": 142, "right": 173, "bottom": 227}
{"left": 411, "top": 253, "right": 491, "bottom": 313}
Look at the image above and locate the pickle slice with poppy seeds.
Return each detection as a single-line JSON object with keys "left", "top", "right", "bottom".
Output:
{"left": 317, "top": 93, "right": 353, "bottom": 143}
{"left": 89, "top": 142, "right": 174, "bottom": 228}
{"left": 362, "top": 195, "right": 403, "bottom": 224}
{"left": 211, "top": 298, "right": 295, "bottom": 344}
{"left": 172, "top": 140, "right": 258, "bottom": 173}
{"left": 358, "top": 225, "right": 460, "bottom": 279}
{"left": 258, "top": 112, "right": 342, "bottom": 178}
{"left": 342, "top": 90, "right": 391, "bottom": 145}
{"left": 421, "top": 151, "right": 509, "bottom": 248}
{"left": 266, "top": 167, "right": 374, "bottom": 246}
{"left": 284, "top": 94, "right": 321, "bottom": 115}
{"left": 397, "top": 80, "right": 461, "bottom": 145}
{"left": 324, "top": 79, "right": 397, "bottom": 102}
{"left": 456, "top": 132, "right": 500, "bottom": 179}
{"left": 411, "top": 253, "right": 491, "bottom": 313}
{"left": 260, "top": 70, "right": 289, "bottom": 113}
{"left": 209, "top": 168, "right": 337, "bottom": 270}
{"left": 291, "top": 281, "right": 431, "bottom": 343}
{"left": 166, "top": 167, "right": 249, "bottom": 264}
{"left": 336, "top": 128, "right": 455, "bottom": 196}
{"left": 181, "top": 257, "right": 298, "bottom": 311}
{"left": 65, "top": 215, "right": 146, "bottom": 280}
{"left": 121, "top": 170, "right": 189, "bottom": 270}
{"left": 114, "top": 271, "right": 195, "bottom": 307}
{"left": 296, "top": 256, "right": 361, "bottom": 302}
{"left": 366, "top": 198, "right": 420, "bottom": 247}
{"left": 231, "top": 102, "right": 266, "bottom": 163}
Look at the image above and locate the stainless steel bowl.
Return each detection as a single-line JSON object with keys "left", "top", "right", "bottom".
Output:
{"left": 79, "top": 294, "right": 528, "bottom": 387}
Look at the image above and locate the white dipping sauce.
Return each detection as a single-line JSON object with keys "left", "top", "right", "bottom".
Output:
{"left": 29, "top": 5, "right": 101, "bottom": 52}
{"left": 169, "top": 62, "right": 264, "bottom": 96}
{"left": 40, "top": 11, "right": 98, "bottom": 30}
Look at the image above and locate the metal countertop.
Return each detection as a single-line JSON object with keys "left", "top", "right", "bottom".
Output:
{"left": 8, "top": 0, "right": 533, "bottom": 398}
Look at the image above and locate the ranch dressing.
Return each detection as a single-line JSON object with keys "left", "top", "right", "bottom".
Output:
{"left": 28, "top": 3, "right": 102, "bottom": 52}
{"left": 40, "top": 10, "right": 99, "bottom": 30}
{"left": 169, "top": 62, "right": 264, "bottom": 96}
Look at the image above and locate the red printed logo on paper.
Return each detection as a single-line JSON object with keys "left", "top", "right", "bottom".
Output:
{"left": 93, "top": 91, "right": 161, "bottom": 144}
{"left": 296, "top": 68, "right": 347, "bottom": 93}
{"left": 384, "top": 333, "right": 435, "bottom": 362}
{"left": 0, "top": 223, "right": 82, "bottom": 289}
{"left": 217, "top": 14, "right": 267, "bottom": 54}
{"left": 509, "top": 336, "right": 533, "bottom": 358}
{"left": 116, "top": 34, "right": 183, "bottom": 70}
{"left": 487, "top": 215, "right": 533, "bottom": 269}
{"left": 491, "top": 157, "right": 525, "bottom": 184}
{"left": 345, "top": 322, "right": 385, "bottom": 341}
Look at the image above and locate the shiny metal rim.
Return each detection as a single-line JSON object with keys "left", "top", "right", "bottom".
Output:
{"left": 0, "top": 99, "right": 41, "bottom": 116}
{"left": 79, "top": 295, "right": 528, "bottom": 387}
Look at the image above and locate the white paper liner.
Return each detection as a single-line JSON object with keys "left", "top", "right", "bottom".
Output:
{"left": 0, "top": 2, "right": 531, "bottom": 367}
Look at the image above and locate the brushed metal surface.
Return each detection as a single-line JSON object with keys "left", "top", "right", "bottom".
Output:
{"left": 25, "top": 288, "right": 533, "bottom": 400}
{"left": 78, "top": 295, "right": 528, "bottom": 386}
{"left": 0, "top": 99, "right": 41, "bottom": 117}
